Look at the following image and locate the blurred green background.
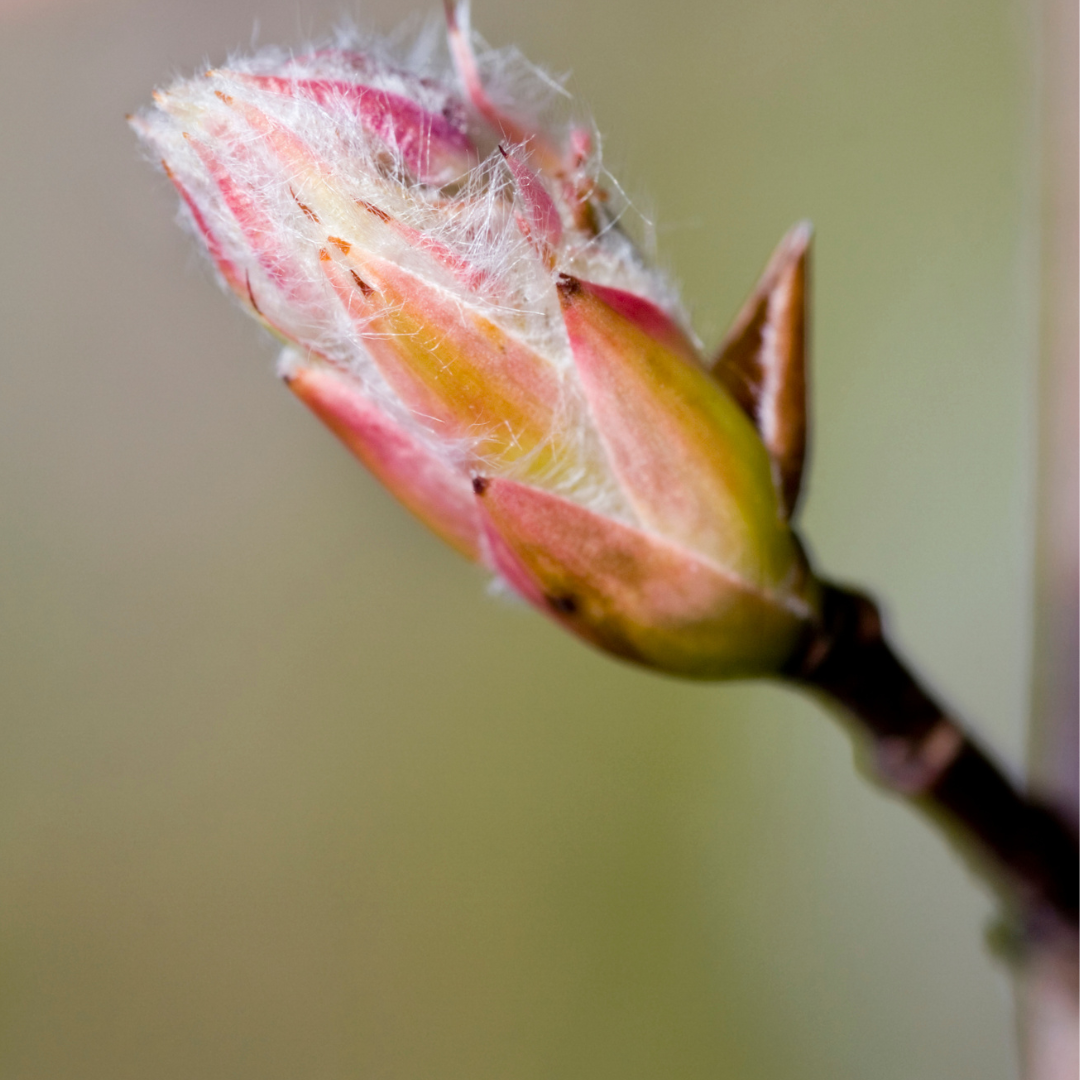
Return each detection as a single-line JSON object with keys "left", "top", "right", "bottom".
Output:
{"left": 0, "top": 0, "right": 1037, "bottom": 1076}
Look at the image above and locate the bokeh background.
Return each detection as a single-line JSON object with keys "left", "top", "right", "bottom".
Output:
{"left": 0, "top": 0, "right": 1045, "bottom": 1076}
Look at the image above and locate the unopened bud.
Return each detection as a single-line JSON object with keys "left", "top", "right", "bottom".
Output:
{"left": 133, "top": 5, "right": 820, "bottom": 678}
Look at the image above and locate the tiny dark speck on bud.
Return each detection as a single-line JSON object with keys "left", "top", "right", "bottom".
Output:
{"left": 358, "top": 200, "right": 391, "bottom": 223}
{"left": 548, "top": 593, "right": 578, "bottom": 615}
{"left": 350, "top": 269, "right": 374, "bottom": 297}
{"left": 556, "top": 274, "right": 581, "bottom": 297}
{"left": 471, "top": 476, "right": 489, "bottom": 495}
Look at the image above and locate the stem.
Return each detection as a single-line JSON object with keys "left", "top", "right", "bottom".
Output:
{"left": 783, "top": 580, "right": 1078, "bottom": 933}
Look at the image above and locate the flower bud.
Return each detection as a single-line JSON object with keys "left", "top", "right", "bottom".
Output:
{"left": 132, "top": 5, "right": 820, "bottom": 678}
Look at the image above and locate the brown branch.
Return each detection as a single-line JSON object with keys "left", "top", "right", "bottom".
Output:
{"left": 782, "top": 581, "right": 1078, "bottom": 934}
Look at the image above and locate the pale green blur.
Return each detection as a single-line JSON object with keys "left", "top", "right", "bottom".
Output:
{"left": 0, "top": 1, "right": 1033, "bottom": 1077}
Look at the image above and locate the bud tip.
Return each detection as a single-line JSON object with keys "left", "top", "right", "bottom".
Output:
{"left": 556, "top": 274, "right": 581, "bottom": 301}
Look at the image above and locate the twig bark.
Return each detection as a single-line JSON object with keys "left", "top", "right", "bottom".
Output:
{"left": 782, "top": 580, "right": 1078, "bottom": 934}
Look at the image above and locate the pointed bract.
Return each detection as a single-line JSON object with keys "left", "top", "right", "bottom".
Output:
{"left": 712, "top": 222, "right": 811, "bottom": 519}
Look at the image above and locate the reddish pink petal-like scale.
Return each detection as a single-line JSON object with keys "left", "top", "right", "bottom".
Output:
{"left": 443, "top": 2, "right": 562, "bottom": 173}
{"left": 234, "top": 74, "right": 477, "bottom": 183}
{"left": 213, "top": 95, "right": 494, "bottom": 300}
{"left": 558, "top": 277, "right": 795, "bottom": 588}
{"left": 160, "top": 161, "right": 246, "bottom": 300}
{"left": 187, "top": 131, "right": 307, "bottom": 301}
{"left": 571, "top": 278, "right": 700, "bottom": 367}
{"left": 288, "top": 362, "right": 481, "bottom": 559}
{"left": 218, "top": 98, "right": 488, "bottom": 298}
{"left": 319, "top": 251, "right": 465, "bottom": 431}
{"left": 474, "top": 476, "right": 804, "bottom": 677}
{"left": 500, "top": 147, "right": 562, "bottom": 255}
{"left": 164, "top": 148, "right": 299, "bottom": 338}
{"left": 320, "top": 245, "right": 568, "bottom": 481}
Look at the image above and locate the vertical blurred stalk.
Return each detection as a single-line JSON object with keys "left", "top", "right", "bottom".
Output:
{"left": 1020, "top": 0, "right": 1078, "bottom": 1077}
